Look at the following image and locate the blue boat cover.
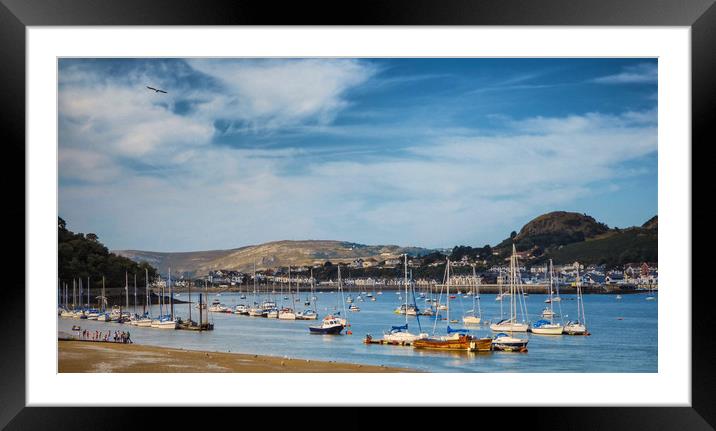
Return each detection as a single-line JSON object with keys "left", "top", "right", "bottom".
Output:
{"left": 532, "top": 319, "right": 551, "bottom": 328}
{"left": 494, "top": 333, "right": 509, "bottom": 338}
{"left": 447, "top": 326, "right": 469, "bottom": 334}
{"left": 391, "top": 324, "right": 408, "bottom": 331}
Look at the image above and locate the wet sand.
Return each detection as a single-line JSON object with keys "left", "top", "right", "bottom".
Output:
{"left": 58, "top": 340, "right": 412, "bottom": 373}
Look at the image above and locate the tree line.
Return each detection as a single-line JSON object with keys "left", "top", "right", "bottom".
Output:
{"left": 58, "top": 217, "right": 159, "bottom": 293}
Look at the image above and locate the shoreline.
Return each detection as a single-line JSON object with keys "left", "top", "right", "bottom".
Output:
{"left": 58, "top": 340, "right": 414, "bottom": 373}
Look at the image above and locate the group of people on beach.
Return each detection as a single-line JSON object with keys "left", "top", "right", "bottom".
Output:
{"left": 78, "top": 329, "right": 132, "bottom": 344}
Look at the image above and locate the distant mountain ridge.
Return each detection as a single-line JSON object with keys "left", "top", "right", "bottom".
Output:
{"left": 115, "top": 212, "right": 658, "bottom": 274}
{"left": 114, "top": 240, "right": 434, "bottom": 276}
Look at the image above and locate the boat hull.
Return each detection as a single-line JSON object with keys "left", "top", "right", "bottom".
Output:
{"left": 308, "top": 324, "right": 344, "bottom": 335}
{"left": 492, "top": 336, "right": 528, "bottom": 352}
{"left": 133, "top": 319, "right": 153, "bottom": 327}
{"left": 150, "top": 320, "right": 178, "bottom": 329}
{"left": 413, "top": 334, "right": 487, "bottom": 352}
{"left": 563, "top": 324, "right": 587, "bottom": 335}
{"left": 531, "top": 325, "right": 564, "bottom": 335}
{"left": 489, "top": 322, "right": 530, "bottom": 332}
{"left": 462, "top": 316, "right": 481, "bottom": 325}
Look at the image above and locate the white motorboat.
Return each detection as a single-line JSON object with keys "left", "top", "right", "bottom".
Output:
{"left": 492, "top": 333, "right": 528, "bottom": 351}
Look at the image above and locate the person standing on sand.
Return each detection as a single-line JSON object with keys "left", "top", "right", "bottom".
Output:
{"left": 126, "top": 331, "right": 132, "bottom": 344}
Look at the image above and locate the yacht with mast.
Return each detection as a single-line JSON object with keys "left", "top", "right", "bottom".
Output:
{"left": 563, "top": 266, "right": 589, "bottom": 335}
{"left": 462, "top": 265, "right": 482, "bottom": 325}
{"left": 296, "top": 268, "right": 318, "bottom": 320}
{"left": 532, "top": 260, "right": 564, "bottom": 335}
{"left": 490, "top": 245, "right": 530, "bottom": 333}
{"left": 490, "top": 246, "right": 530, "bottom": 352}
{"left": 150, "top": 269, "right": 178, "bottom": 329}
{"left": 383, "top": 254, "right": 428, "bottom": 343}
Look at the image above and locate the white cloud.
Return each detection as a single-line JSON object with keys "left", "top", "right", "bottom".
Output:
{"left": 592, "top": 63, "right": 657, "bottom": 84}
{"left": 188, "top": 59, "right": 377, "bottom": 130}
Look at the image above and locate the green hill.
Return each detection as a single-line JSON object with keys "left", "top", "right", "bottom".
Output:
{"left": 496, "top": 211, "right": 609, "bottom": 251}
{"left": 536, "top": 227, "right": 657, "bottom": 266}
{"left": 58, "top": 217, "right": 159, "bottom": 293}
{"left": 495, "top": 212, "right": 657, "bottom": 267}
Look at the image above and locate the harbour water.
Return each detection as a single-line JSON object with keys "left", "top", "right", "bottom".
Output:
{"left": 58, "top": 292, "right": 657, "bottom": 372}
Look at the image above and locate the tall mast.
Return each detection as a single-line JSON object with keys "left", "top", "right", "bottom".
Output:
{"left": 145, "top": 268, "right": 149, "bottom": 315}
{"left": 446, "top": 258, "right": 450, "bottom": 328}
{"left": 339, "top": 265, "right": 346, "bottom": 317}
{"left": 125, "top": 271, "right": 129, "bottom": 310}
{"left": 253, "top": 263, "right": 257, "bottom": 306}
{"left": 134, "top": 273, "right": 137, "bottom": 315}
{"left": 72, "top": 279, "right": 76, "bottom": 309}
{"left": 87, "top": 276, "right": 90, "bottom": 308}
{"left": 404, "top": 254, "right": 409, "bottom": 325}
{"left": 101, "top": 276, "right": 105, "bottom": 312}
{"left": 169, "top": 267, "right": 173, "bottom": 320}
{"left": 511, "top": 245, "right": 516, "bottom": 336}
{"left": 549, "top": 260, "right": 555, "bottom": 319}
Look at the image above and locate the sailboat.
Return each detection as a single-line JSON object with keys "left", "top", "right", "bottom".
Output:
{"left": 132, "top": 269, "right": 153, "bottom": 327}
{"left": 248, "top": 264, "right": 266, "bottom": 317}
{"left": 490, "top": 247, "right": 529, "bottom": 351}
{"left": 151, "top": 269, "right": 178, "bottom": 329}
{"left": 309, "top": 265, "right": 347, "bottom": 334}
{"left": 462, "top": 265, "right": 482, "bottom": 325}
{"left": 532, "top": 260, "right": 564, "bottom": 335}
{"left": 297, "top": 268, "right": 318, "bottom": 320}
{"left": 563, "top": 266, "right": 589, "bottom": 335}
{"left": 490, "top": 245, "right": 530, "bottom": 333}
{"left": 383, "top": 254, "right": 428, "bottom": 343}
{"left": 279, "top": 266, "right": 297, "bottom": 319}
{"left": 413, "top": 258, "right": 492, "bottom": 352}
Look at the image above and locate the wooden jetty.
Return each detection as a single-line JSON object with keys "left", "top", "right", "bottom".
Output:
{"left": 363, "top": 334, "right": 413, "bottom": 346}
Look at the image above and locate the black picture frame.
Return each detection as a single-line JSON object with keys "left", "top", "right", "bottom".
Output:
{"left": 2, "top": 0, "right": 710, "bottom": 428}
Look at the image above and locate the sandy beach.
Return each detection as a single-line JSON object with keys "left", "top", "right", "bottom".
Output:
{"left": 58, "top": 340, "right": 412, "bottom": 373}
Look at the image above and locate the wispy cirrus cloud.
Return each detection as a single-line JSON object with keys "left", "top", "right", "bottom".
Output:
{"left": 592, "top": 62, "right": 657, "bottom": 84}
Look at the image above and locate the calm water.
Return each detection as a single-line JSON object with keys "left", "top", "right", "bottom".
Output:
{"left": 58, "top": 291, "right": 657, "bottom": 372}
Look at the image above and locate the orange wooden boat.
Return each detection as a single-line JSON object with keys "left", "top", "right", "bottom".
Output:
{"left": 413, "top": 333, "right": 492, "bottom": 352}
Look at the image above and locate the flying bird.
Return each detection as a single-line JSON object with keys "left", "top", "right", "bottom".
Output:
{"left": 146, "top": 86, "right": 167, "bottom": 94}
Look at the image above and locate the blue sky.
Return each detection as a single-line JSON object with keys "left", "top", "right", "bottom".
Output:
{"left": 58, "top": 58, "right": 657, "bottom": 252}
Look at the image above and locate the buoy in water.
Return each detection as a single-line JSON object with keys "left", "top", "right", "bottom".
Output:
{"left": 347, "top": 330, "right": 352, "bottom": 335}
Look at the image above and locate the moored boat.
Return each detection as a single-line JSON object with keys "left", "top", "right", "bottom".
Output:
{"left": 308, "top": 315, "right": 345, "bottom": 334}
{"left": 530, "top": 319, "right": 565, "bottom": 335}
{"left": 492, "top": 333, "right": 528, "bottom": 352}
